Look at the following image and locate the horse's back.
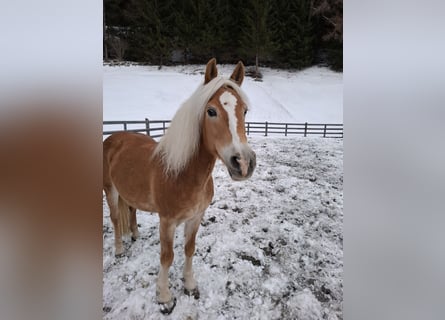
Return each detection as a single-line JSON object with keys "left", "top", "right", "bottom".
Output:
{"left": 104, "top": 131, "right": 157, "bottom": 157}
{"left": 104, "top": 131, "right": 156, "bottom": 151}
{"left": 103, "top": 132, "right": 158, "bottom": 188}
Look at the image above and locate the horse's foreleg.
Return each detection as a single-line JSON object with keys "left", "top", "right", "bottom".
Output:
{"left": 129, "top": 206, "right": 139, "bottom": 241}
{"left": 183, "top": 213, "right": 203, "bottom": 299}
{"left": 157, "top": 218, "right": 176, "bottom": 314}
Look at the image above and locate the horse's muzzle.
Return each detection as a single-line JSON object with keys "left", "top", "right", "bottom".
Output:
{"left": 226, "top": 149, "right": 256, "bottom": 181}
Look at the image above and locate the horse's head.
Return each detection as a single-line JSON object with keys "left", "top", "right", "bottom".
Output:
{"left": 202, "top": 58, "right": 256, "bottom": 181}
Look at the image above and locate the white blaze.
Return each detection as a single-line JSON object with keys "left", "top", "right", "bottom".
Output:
{"left": 219, "top": 91, "right": 241, "bottom": 148}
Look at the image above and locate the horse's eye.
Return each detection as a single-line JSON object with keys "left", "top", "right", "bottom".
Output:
{"left": 244, "top": 110, "right": 247, "bottom": 116}
{"left": 207, "top": 108, "right": 217, "bottom": 117}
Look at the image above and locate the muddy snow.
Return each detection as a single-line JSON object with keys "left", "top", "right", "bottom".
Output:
{"left": 103, "top": 136, "right": 343, "bottom": 319}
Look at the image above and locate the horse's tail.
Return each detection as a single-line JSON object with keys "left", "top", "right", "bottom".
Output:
{"left": 117, "top": 196, "right": 131, "bottom": 236}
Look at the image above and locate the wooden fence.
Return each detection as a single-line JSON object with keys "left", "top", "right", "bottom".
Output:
{"left": 103, "top": 119, "right": 343, "bottom": 138}
{"left": 103, "top": 119, "right": 168, "bottom": 138}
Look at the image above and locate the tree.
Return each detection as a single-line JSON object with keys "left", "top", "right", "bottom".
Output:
{"left": 104, "top": 5, "right": 108, "bottom": 60}
{"left": 310, "top": 0, "right": 343, "bottom": 70}
{"left": 104, "top": 0, "right": 125, "bottom": 60}
{"left": 173, "top": 0, "right": 243, "bottom": 63}
{"left": 239, "top": 0, "right": 274, "bottom": 78}
{"left": 145, "top": 0, "right": 177, "bottom": 66}
{"left": 311, "top": 0, "right": 342, "bottom": 43}
{"left": 103, "top": 0, "right": 342, "bottom": 71}
{"left": 270, "top": 0, "right": 314, "bottom": 69}
{"left": 108, "top": 35, "right": 128, "bottom": 60}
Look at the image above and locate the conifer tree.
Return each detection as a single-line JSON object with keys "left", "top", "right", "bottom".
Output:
{"left": 311, "top": 0, "right": 343, "bottom": 70}
{"left": 270, "top": 0, "right": 314, "bottom": 69}
{"left": 103, "top": 0, "right": 342, "bottom": 71}
{"left": 239, "top": 0, "right": 273, "bottom": 78}
{"left": 145, "top": 0, "right": 176, "bottom": 66}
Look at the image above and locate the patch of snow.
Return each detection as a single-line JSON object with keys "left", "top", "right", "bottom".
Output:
{"left": 103, "top": 65, "right": 342, "bottom": 123}
{"left": 103, "top": 137, "right": 343, "bottom": 319}
{"left": 287, "top": 288, "right": 322, "bottom": 320}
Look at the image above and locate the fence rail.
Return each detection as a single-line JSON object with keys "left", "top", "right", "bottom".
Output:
{"left": 103, "top": 119, "right": 343, "bottom": 138}
{"left": 102, "top": 119, "right": 169, "bottom": 138}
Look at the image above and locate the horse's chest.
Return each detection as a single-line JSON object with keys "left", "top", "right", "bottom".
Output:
{"left": 177, "top": 188, "right": 212, "bottom": 218}
{"left": 157, "top": 181, "right": 213, "bottom": 221}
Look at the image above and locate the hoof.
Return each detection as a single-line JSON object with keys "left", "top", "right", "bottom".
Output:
{"left": 115, "top": 245, "right": 124, "bottom": 257}
{"left": 184, "top": 287, "right": 200, "bottom": 300}
{"left": 159, "top": 297, "right": 176, "bottom": 315}
{"left": 131, "top": 231, "right": 140, "bottom": 242}
{"left": 114, "top": 252, "right": 125, "bottom": 258}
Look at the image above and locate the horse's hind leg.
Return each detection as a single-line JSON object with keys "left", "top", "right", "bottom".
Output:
{"left": 157, "top": 217, "right": 177, "bottom": 314}
{"left": 104, "top": 185, "right": 124, "bottom": 256}
{"left": 129, "top": 206, "right": 139, "bottom": 241}
{"left": 183, "top": 212, "right": 204, "bottom": 299}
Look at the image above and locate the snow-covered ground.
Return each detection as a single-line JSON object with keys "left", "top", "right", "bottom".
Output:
{"left": 103, "top": 137, "right": 343, "bottom": 320}
{"left": 103, "top": 64, "right": 343, "bottom": 319}
{"left": 103, "top": 64, "right": 343, "bottom": 123}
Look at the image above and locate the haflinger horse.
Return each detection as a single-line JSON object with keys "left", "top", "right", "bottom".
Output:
{"left": 103, "top": 58, "right": 256, "bottom": 314}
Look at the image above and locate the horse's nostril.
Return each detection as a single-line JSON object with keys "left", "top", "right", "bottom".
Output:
{"left": 230, "top": 156, "right": 240, "bottom": 169}
{"left": 250, "top": 157, "right": 256, "bottom": 169}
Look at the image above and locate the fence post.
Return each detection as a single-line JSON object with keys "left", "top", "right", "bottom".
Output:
{"left": 304, "top": 122, "right": 307, "bottom": 137}
{"left": 247, "top": 122, "right": 250, "bottom": 135}
{"left": 285, "top": 123, "right": 288, "bottom": 136}
{"left": 265, "top": 121, "right": 268, "bottom": 136}
{"left": 163, "top": 121, "right": 166, "bottom": 134}
{"left": 123, "top": 122, "right": 127, "bottom": 131}
{"left": 323, "top": 124, "right": 327, "bottom": 137}
{"left": 145, "top": 118, "right": 150, "bottom": 136}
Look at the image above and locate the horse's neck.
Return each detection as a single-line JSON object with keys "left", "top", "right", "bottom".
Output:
{"left": 175, "top": 142, "right": 216, "bottom": 186}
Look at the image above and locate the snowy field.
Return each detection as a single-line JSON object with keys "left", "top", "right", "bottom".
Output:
{"left": 103, "top": 137, "right": 343, "bottom": 320}
{"left": 103, "top": 64, "right": 343, "bottom": 123}
{"left": 103, "top": 63, "right": 343, "bottom": 319}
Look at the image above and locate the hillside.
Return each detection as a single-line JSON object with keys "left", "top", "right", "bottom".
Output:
{"left": 103, "top": 64, "right": 342, "bottom": 123}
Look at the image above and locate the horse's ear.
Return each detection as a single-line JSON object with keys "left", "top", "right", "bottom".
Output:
{"left": 204, "top": 58, "right": 218, "bottom": 84}
{"left": 230, "top": 61, "right": 245, "bottom": 86}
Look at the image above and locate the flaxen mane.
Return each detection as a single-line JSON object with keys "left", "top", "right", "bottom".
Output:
{"left": 154, "top": 75, "right": 250, "bottom": 176}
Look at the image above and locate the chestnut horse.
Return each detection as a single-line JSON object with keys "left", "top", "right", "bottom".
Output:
{"left": 103, "top": 58, "right": 256, "bottom": 314}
